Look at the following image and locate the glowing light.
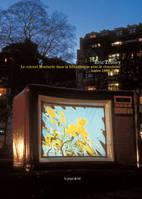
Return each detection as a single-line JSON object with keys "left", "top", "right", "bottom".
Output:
{"left": 138, "top": 38, "right": 142, "bottom": 42}
{"left": 18, "top": 140, "right": 24, "bottom": 159}
{"left": 139, "top": 97, "right": 142, "bottom": 104}
{"left": 140, "top": 130, "right": 142, "bottom": 139}
{"left": 92, "top": 43, "right": 101, "bottom": 48}
{"left": 42, "top": 104, "right": 106, "bottom": 157}
{"left": 89, "top": 56, "right": 99, "bottom": 62}
{"left": 108, "top": 54, "right": 120, "bottom": 62}
{"left": 13, "top": 136, "right": 25, "bottom": 167}
{"left": 0, "top": 129, "right": 4, "bottom": 134}
{"left": 4, "top": 58, "right": 8, "bottom": 63}
{"left": 108, "top": 83, "right": 119, "bottom": 91}
{"left": 114, "top": 69, "right": 119, "bottom": 73}
{"left": 86, "top": 86, "right": 96, "bottom": 90}
{"left": 108, "top": 71, "right": 114, "bottom": 76}
{"left": 108, "top": 69, "right": 120, "bottom": 77}
{"left": 0, "top": 88, "right": 7, "bottom": 96}
{"left": 112, "top": 41, "right": 122, "bottom": 46}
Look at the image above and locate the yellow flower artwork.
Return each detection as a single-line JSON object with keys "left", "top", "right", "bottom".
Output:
{"left": 41, "top": 104, "right": 106, "bottom": 157}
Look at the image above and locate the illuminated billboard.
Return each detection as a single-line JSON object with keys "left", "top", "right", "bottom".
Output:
{"left": 38, "top": 95, "right": 114, "bottom": 162}
{"left": 12, "top": 85, "right": 137, "bottom": 169}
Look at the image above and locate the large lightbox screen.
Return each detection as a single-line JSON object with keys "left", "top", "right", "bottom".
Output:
{"left": 41, "top": 105, "right": 107, "bottom": 157}
{"left": 38, "top": 96, "right": 114, "bottom": 162}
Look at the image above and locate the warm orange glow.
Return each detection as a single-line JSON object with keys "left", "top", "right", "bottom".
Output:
{"left": 0, "top": 88, "right": 7, "bottom": 96}
{"left": 140, "top": 130, "right": 142, "bottom": 139}
{"left": 4, "top": 58, "right": 8, "bottom": 63}
{"left": 13, "top": 136, "right": 25, "bottom": 167}
{"left": 139, "top": 97, "right": 142, "bottom": 105}
{"left": 18, "top": 140, "right": 24, "bottom": 159}
{"left": 86, "top": 86, "right": 96, "bottom": 90}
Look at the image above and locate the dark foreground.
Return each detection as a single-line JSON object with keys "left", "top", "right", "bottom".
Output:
{"left": 1, "top": 160, "right": 142, "bottom": 199}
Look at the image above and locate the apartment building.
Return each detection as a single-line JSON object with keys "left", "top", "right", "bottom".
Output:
{"left": 77, "top": 23, "right": 142, "bottom": 90}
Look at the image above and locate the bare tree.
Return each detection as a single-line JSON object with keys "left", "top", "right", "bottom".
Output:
{"left": 0, "top": 0, "right": 76, "bottom": 61}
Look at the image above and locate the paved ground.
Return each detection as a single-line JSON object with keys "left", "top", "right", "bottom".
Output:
{"left": 0, "top": 160, "right": 142, "bottom": 199}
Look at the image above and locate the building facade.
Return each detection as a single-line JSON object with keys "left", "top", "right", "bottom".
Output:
{"left": 77, "top": 23, "right": 142, "bottom": 90}
{"left": 0, "top": 56, "right": 12, "bottom": 157}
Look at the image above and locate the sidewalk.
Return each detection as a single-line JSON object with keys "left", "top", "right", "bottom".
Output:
{"left": 0, "top": 164, "right": 142, "bottom": 199}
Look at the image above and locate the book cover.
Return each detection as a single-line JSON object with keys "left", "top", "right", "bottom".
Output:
{"left": 0, "top": 0, "right": 142, "bottom": 198}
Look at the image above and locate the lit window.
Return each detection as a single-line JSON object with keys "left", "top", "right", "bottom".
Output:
{"left": 108, "top": 83, "right": 119, "bottom": 91}
{"left": 4, "top": 58, "right": 8, "bottom": 63}
{"left": 92, "top": 43, "right": 101, "bottom": 48}
{"left": 112, "top": 41, "right": 122, "bottom": 46}
{"left": 90, "top": 34, "right": 96, "bottom": 38}
{"left": 108, "top": 69, "right": 120, "bottom": 77}
{"left": 89, "top": 57, "right": 95, "bottom": 62}
{"left": 138, "top": 38, "right": 142, "bottom": 42}
{"left": 0, "top": 129, "right": 4, "bottom": 135}
{"left": 0, "top": 88, "right": 7, "bottom": 96}
{"left": 114, "top": 69, "right": 120, "bottom": 75}
{"left": 108, "top": 54, "right": 120, "bottom": 62}
{"left": 89, "top": 56, "right": 99, "bottom": 62}
{"left": 108, "top": 71, "right": 114, "bottom": 76}
{"left": 140, "top": 130, "right": 142, "bottom": 140}
{"left": 130, "top": 53, "right": 134, "bottom": 59}
{"left": 86, "top": 86, "right": 96, "bottom": 90}
{"left": 139, "top": 96, "right": 142, "bottom": 105}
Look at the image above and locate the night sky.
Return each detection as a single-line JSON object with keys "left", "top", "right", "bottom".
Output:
{"left": 1, "top": 0, "right": 142, "bottom": 62}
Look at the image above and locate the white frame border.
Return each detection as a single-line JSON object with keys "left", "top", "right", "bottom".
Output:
{"left": 38, "top": 95, "right": 114, "bottom": 163}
